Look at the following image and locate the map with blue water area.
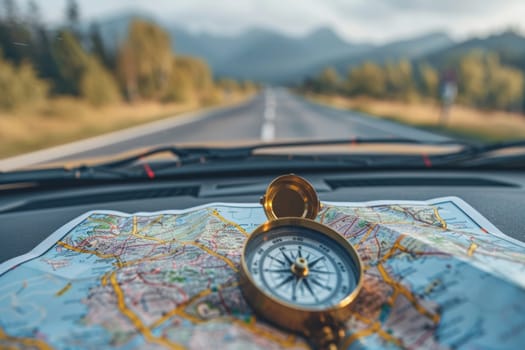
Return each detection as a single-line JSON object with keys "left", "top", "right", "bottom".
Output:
{"left": 1, "top": 197, "right": 524, "bottom": 349}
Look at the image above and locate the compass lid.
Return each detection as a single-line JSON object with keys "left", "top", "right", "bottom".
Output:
{"left": 260, "top": 174, "right": 320, "bottom": 221}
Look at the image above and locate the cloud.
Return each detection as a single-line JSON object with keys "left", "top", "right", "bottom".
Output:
{"left": 34, "top": 0, "right": 525, "bottom": 42}
{"left": 324, "top": 0, "right": 525, "bottom": 41}
{"left": 365, "top": 0, "right": 502, "bottom": 14}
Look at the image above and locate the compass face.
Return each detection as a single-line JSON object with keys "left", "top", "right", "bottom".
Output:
{"left": 244, "top": 225, "right": 360, "bottom": 310}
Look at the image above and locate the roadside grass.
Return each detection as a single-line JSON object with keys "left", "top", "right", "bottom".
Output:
{"left": 306, "top": 94, "right": 525, "bottom": 143}
{"left": 0, "top": 93, "right": 250, "bottom": 159}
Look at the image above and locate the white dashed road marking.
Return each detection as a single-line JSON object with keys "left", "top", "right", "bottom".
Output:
{"left": 261, "top": 89, "right": 276, "bottom": 141}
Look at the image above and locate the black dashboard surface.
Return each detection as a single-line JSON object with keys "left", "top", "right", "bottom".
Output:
{"left": 1, "top": 170, "right": 524, "bottom": 263}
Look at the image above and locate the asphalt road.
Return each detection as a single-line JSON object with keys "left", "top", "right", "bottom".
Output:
{"left": 1, "top": 88, "right": 450, "bottom": 169}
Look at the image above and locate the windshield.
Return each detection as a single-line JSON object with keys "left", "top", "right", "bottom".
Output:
{"left": 1, "top": 0, "right": 524, "bottom": 171}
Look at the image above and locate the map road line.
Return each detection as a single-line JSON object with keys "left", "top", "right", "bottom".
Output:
{"left": 109, "top": 271, "right": 184, "bottom": 350}
{"left": 0, "top": 326, "right": 53, "bottom": 350}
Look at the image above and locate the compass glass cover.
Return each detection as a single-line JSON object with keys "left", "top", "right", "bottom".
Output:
{"left": 244, "top": 225, "right": 360, "bottom": 310}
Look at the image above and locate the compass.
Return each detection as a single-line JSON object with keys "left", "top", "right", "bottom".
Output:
{"left": 240, "top": 175, "right": 363, "bottom": 349}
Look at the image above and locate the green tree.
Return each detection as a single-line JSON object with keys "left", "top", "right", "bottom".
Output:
{"left": 4, "top": 0, "right": 61, "bottom": 91}
{"left": 0, "top": 52, "right": 48, "bottom": 110}
{"left": 347, "top": 62, "right": 386, "bottom": 97}
{"left": 241, "top": 80, "right": 257, "bottom": 94}
{"left": 116, "top": 43, "right": 138, "bottom": 101}
{"left": 457, "top": 51, "right": 487, "bottom": 105}
{"left": 80, "top": 57, "right": 121, "bottom": 106}
{"left": 117, "top": 19, "right": 173, "bottom": 100}
{"left": 418, "top": 63, "right": 439, "bottom": 98}
{"left": 89, "top": 22, "right": 112, "bottom": 70}
{"left": 164, "top": 56, "right": 217, "bottom": 105}
{"left": 52, "top": 30, "right": 120, "bottom": 105}
{"left": 163, "top": 57, "right": 194, "bottom": 103}
{"left": 457, "top": 51, "right": 524, "bottom": 110}
{"left": 0, "top": 0, "right": 33, "bottom": 65}
{"left": 31, "top": 27, "right": 62, "bottom": 92}
{"left": 485, "top": 54, "right": 524, "bottom": 110}
{"left": 384, "top": 59, "right": 416, "bottom": 101}
{"left": 317, "top": 67, "right": 340, "bottom": 94}
{"left": 217, "top": 78, "right": 240, "bottom": 93}
{"left": 52, "top": 30, "right": 90, "bottom": 94}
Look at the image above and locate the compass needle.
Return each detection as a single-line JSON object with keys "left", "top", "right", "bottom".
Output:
{"left": 310, "top": 276, "right": 332, "bottom": 291}
{"left": 292, "top": 278, "right": 299, "bottom": 301}
{"left": 275, "top": 275, "right": 295, "bottom": 289}
{"left": 309, "top": 268, "right": 334, "bottom": 275}
{"left": 264, "top": 268, "right": 292, "bottom": 273}
{"left": 268, "top": 255, "right": 286, "bottom": 265}
{"left": 281, "top": 251, "right": 294, "bottom": 265}
{"left": 303, "top": 278, "right": 317, "bottom": 301}
{"left": 308, "top": 256, "right": 325, "bottom": 268}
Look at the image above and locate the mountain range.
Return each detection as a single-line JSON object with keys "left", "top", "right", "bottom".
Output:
{"left": 90, "top": 12, "right": 525, "bottom": 84}
{"left": 421, "top": 30, "right": 525, "bottom": 72}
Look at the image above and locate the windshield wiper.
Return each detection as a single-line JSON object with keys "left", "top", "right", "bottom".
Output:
{"left": 94, "top": 138, "right": 466, "bottom": 168}
{"left": 432, "top": 140, "right": 525, "bottom": 169}
{"left": 0, "top": 138, "right": 519, "bottom": 187}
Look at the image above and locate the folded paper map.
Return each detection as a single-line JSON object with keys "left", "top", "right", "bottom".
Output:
{"left": 1, "top": 197, "right": 524, "bottom": 349}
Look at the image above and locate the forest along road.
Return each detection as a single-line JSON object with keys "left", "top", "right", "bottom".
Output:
{"left": 1, "top": 88, "right": 449, "bottom": 170}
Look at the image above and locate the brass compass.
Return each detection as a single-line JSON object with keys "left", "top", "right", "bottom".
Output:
{"left": 240, "top": 174, "right": 363, "bottom": 349}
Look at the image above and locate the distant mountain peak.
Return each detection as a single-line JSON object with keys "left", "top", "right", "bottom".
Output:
{"left": 241, "top": 27, "right": 284, "bottom": 38}
{"left": 384, "top": 30, "right": 453, "bottom": 46}
{"left": 309, "top": 26, "right": 338, "bottom": 38}
{"left": 421, "top": 28, "right": 525, "bottom": 70}
{"left": 306, "top": 26, "right": 347, "bottom": 44}
{"left": 487, "top": 28, "right": 525, "bottom": 40}
{"left": 420, "top": 31, "right": 451, "bottom": 40}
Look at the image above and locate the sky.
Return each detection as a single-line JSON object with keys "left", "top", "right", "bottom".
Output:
{"left": 28, "top": 0, "right": 525, "bottom": 43}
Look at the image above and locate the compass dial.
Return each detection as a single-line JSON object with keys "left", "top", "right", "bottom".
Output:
{"left": 244, "top": 225, "right": 360, "bottom": 310}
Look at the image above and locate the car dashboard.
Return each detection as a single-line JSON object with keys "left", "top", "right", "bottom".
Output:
{"left": 1, "top": 169, "right": 524, "bottom": 263}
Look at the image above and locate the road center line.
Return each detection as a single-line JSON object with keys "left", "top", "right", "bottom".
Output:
{"left": 261, "top": 123, "right": 276, "bottom": 142}
{"left": 264, "top": 108, "right": 275, "bottom": 121}
{"left": 261, "top": 90, "right": 276, "bottom": 141}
